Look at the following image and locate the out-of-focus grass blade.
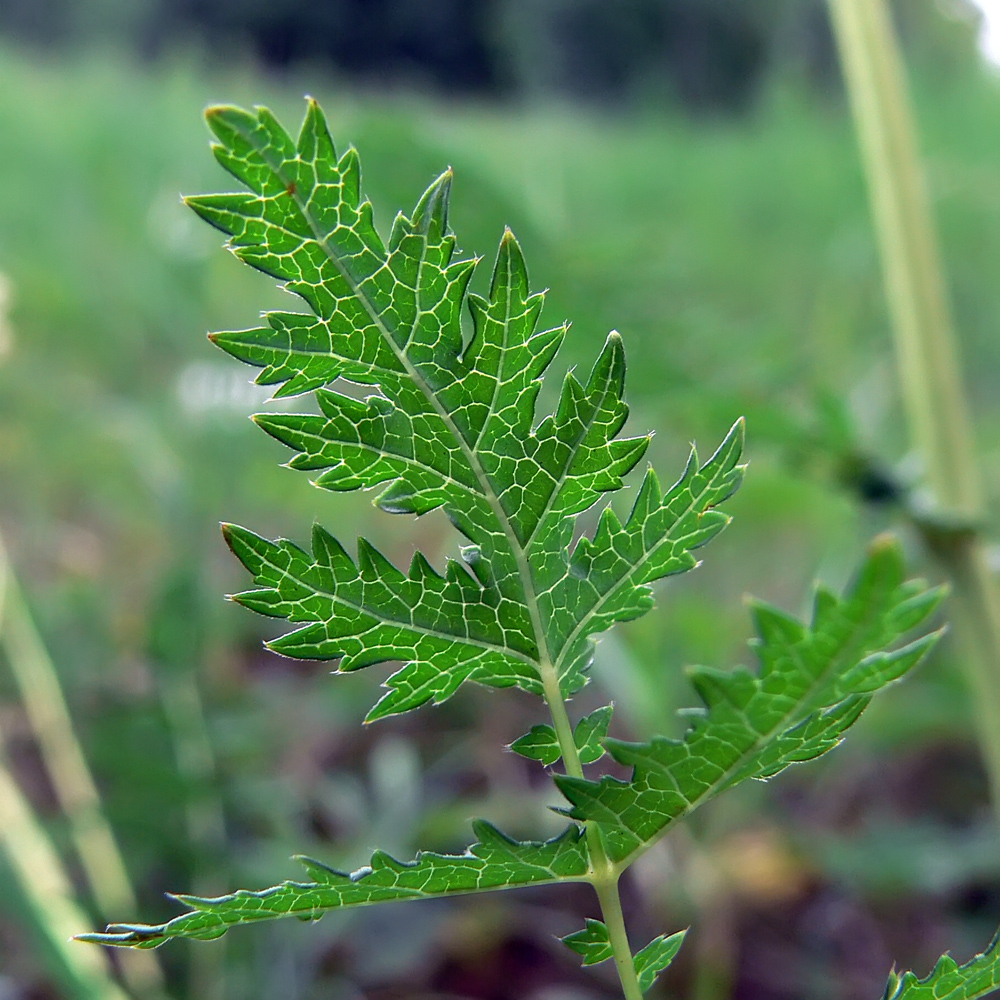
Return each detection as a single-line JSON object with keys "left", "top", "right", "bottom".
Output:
{"left": 0, "top": 716, "right": 130, "bottom": 1000}
{"left": 0, "top": 537, "right": 170, "bottom": 997}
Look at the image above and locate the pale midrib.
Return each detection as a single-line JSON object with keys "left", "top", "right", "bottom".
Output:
{"left": 147, "top": 863, "right": 592, "bottom": 942}
{"left": 611, "top": 596, "right": 888, "bottom": 873}
{"left": 253, "top": 140, "right": 610, "bottom": 890}
{"left": 551, "top": 469, "right": 730, "bottom": 683}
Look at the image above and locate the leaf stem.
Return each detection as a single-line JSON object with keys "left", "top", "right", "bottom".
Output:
{"left": 593, "top": 874, "right": 645, "bottom": 1000}
{"left": 827, "top": 0, "right": 1000, "bottom": 812}
{"left": 539, "top": 663, "right": 583, "bottom": 779}
{"left": 255, "top": 117, "right": 645, "bottom": 994}
{"left": 539, "top": 663, "right": 643, "bottom": 999}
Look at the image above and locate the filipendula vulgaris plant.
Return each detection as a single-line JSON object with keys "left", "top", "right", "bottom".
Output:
{"left": 82, "top": 101, "right": 1000, "bottom": 1000}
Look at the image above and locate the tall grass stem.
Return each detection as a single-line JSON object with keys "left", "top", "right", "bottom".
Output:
{"left": 0, "top": 731, "right": 131, "bottom": 1000}
{"left": 0, "top": 551, "right": 131, "bottom": 1000}
{"left": 0, "top": 536, "right": 169, "bottom": 997}
{"left": 827, "top": 0, "right": 1000, "bottom": 809}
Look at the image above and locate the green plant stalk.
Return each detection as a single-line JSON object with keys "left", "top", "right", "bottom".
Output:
{"left": 0, "top": 537, "right": 169, "bottom": 998}
{"left": 593, "top": 874, "right": 644, "bottom": 1000}
{"left": 826, "top": 0, "right": 1000, "bottom": 807}
{"left": 516, "top": 443, "right": 642, "bottom": 1000}
{"left": 540, "top": 667, "right": 644, "bottom": 1000}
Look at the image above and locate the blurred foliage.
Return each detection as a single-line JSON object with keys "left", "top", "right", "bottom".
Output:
{"left": 1, "top": 5, "right": 1000, "bottom": 996}
{"left": 0, "top": 0, "right": 984, "bottom": 109}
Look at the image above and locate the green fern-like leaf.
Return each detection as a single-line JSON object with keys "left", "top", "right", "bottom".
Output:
{"left": 80, "top": 99, "right": 972, "bottom": 1000}
{"left": 190, "top": 101, "right": 743, "bottom": 718}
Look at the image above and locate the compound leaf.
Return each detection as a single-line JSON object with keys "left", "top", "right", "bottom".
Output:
{"left": 557, "top": 537, "right": 944, "bottom": 865}
{"left": 882, "top": 933, "right": 1000, "bottom": 1000}
{"left": 195, "top": 100, "right": 742, "bottom": 717}
{"left": 78, "top": 822, "right": 589, "bottom": 949}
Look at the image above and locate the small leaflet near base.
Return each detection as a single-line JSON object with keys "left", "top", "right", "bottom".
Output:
{"left": 634, "top": 930, "right": 687, "bottom": 993}
{"left": 561, "top": 918, "right": 613, "bottom": 965}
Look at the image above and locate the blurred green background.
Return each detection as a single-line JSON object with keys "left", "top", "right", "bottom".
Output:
{"left": 2, "top": 2, "right": 1000, "bottom": 998}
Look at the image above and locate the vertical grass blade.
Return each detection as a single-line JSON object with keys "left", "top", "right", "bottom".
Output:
{"left": 0, "top": 538, "right": 169, "bottom": 997}
{"left": 826, "top": 0, "right": 1000, "bottom": 812}
{"left": 158, "top": 659, "right": 227, "bottom": 1000}
{"left": 827, "top": 0, "right": 980, "bottom": 518}
{"left": 0, "top": 733, "right": 131, "bottom": 1000}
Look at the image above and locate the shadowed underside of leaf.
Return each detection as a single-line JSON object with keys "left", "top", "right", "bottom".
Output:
{"left": 77, "top": 822, "right": 589, "bottom": 949}
{"left": 562, "top": 918, "right": 614, "bottom": 965}
{"left": 883, "top": 933, "right": 1000, "bottom": 1000}
{"left": 634, "top": 930, "right": 687, "bottom": 993}
{"left": 557, "top": 537, "right": 945, "bottom": 865}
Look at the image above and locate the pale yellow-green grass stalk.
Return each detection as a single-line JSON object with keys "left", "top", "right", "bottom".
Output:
{"left": 827, "top": 0, "right": 1000, "bottom": 808}
{"left": 0, "top": 729, "right": 132, "bottom": 1000}
{"left": 0, "top": 537, "right": 169, "bottom": 997}
{"left": 0, "top": 551, "right": 130, "bottom": 1000}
